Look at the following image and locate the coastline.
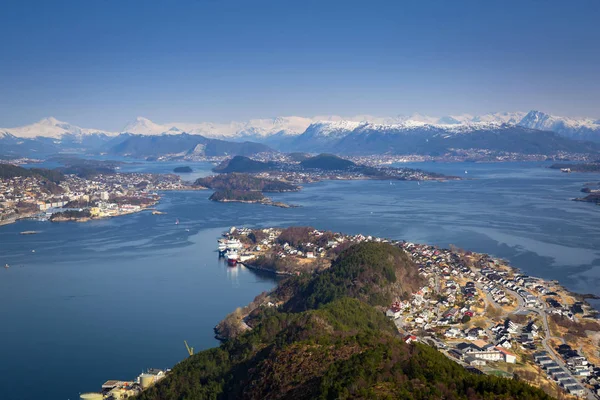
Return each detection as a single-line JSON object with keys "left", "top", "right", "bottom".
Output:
{"left": 210, "top": 198, "right": 297, "bottom": 208}
{"left": 241, "top": 262, "right": 295, "bottom": 276}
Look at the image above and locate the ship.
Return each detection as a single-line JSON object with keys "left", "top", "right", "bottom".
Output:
{"left": 217, "top": 239, "right": 228, "bottom": 256}
{"left": 226, "top": 239, "right": 242, "bottom": 250}
{"left": 225, "top": 249, "right": 239, "bottom": 266}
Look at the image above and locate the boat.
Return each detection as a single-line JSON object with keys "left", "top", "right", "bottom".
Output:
{"left": 175, "top": 218, "right": 180, "bottom": 225}
{"left": 4, "top": 264, "right": 9, "bottom": 269}
{"left": 560, "top": 168, "right": 571, "bottom": 173}
{"left": 226, "top": 239, "right": 243, "bottom": 250}
{"left": 225, "top": 249, "right": 239, "bottom": 266}
{"left": 20, "top": 231, "right": 39, "bottom": 235}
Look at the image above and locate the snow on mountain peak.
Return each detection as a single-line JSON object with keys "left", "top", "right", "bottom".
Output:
{"left": 0, "top": 117, "right": 116, "bottom": 139}
{"left": 2, "top": 110, "right": 599, "bottom": 143}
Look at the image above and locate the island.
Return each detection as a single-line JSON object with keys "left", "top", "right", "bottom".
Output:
{"left": 197, "top": 154, "right": 459, "bottom": 208}
{"left": 173, "top": 166, "right": 193, "bottom": 173}
{"left": 550, "top": 162, "right": 600, "bottom": 173}
{"left": 575, "top": 192, "right": 600, "bottom": 205}
{"left": 195, "top": 173, "right": 299, "bottom": 207}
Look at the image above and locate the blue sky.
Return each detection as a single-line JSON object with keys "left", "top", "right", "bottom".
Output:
{"left": 0, "top": 0, "right": 599, "bottom": 130}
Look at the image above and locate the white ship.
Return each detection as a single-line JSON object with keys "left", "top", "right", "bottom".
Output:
{"left": 226, "top": 239, "right": 243, "bottom": 250}
{"left": 225, "top": 249, "right": 239, "bottom": 266}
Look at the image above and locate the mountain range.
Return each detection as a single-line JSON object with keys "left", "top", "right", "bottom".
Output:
{"left": 1, "top": 110, "right": 600, "bottom": 158}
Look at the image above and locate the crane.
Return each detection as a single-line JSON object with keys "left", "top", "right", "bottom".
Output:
{"left": 184, "top": 340, "right": 194, "bottom": 356}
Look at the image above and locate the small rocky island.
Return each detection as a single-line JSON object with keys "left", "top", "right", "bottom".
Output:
{"left": 173, "top": 166, "right": 193, "bottom": 173}
{"left": 573, "top": 182, "right": 600, "bottom": 205}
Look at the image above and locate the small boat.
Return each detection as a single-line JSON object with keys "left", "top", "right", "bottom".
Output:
{"left": 175, "top": 219, "right": 180, "bottom": 225}
{"left": 185, "top": 228, "right": 190, "bottom": 232}
{"left": 31, "top": 250, "right": 36, "bottom": 253}
{"left": 4, "top": 264, "right": 9, "bottom": 269}
{"left": 464, "top": 170, "right": 468, "bottom": 174}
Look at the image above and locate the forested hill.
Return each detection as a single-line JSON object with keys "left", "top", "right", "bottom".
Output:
{"left": 299, "top": 153, "right": 356, "bottom": 170}
{"left": 194, "top": 173, "right": 299, "bottom": 192}
{"left": 134, "top": 243, "right": 551, "bottom": 400}
{"left": 212, "top": 155, "right": 276, "bottom": 173}
{"left": 0, "top": 163, "right": 64, "bottom": 182}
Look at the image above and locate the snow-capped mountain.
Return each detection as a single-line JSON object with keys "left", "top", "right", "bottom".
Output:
{"left": 518, "top": 110, "right": 600, "bottom": 141}
{"left": 0, "top": 117, "right": 117, "bottom": 139}
{"left": 121, "top": 116, "right": 317, "bottom": 139}
{"left": 2, "top": 110, "right": 600, "bottom": 159}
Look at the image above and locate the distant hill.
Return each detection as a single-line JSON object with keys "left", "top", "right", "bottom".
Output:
{"left": 135, "top": 242, "right": 551, "bottom": 400}
{"left": 0, "top": 163, "right": 64, "bottom": 182}
{"left": 107, "top": 133, "right": 273, "bottom": 158}
{"left": 212, "top": 155, "right": 276, "bottom": 173}
{"left": 299, "top": 153, "right": 356, "bottom": 170}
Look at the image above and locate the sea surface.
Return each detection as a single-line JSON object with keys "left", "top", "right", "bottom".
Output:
{"left": 2, "top": 161, "right": 600, "bottom": 400}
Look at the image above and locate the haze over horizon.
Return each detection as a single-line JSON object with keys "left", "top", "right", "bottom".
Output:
{"left": 1, "top": 0, "right": 599, "bottom": 131}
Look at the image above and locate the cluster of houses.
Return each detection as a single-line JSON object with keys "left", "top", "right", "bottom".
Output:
{"left": 449, "top": 340, "right": 517, "bottom": 366}
{"left": 533, "top": 351, "right": 587, "bottom": 397}
{"left": 236, "top": 227, "right": 393, "bottom": 261}
{"left": 1, "top": 170, "right": 188, "bottom": 222}
{"left": 479, "top": 269, "right": 542, "bottom": 308}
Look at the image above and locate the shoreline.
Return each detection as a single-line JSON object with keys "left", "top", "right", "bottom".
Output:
{"left": 241, "top": 262, "right": 295, "bottom": 276}
{"left": 210, "top": 198, "right": 297, "bottom": 208}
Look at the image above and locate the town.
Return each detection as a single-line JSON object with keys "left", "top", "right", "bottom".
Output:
{"left": 218, "top": 226, "right": 600, "bottom": 399}
{"left": 0, "top": 171, "right": 195, "bottom": 225}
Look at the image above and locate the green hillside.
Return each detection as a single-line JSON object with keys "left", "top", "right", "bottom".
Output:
{"left": 135, "top": 243, "right": 552, "bottom": 400}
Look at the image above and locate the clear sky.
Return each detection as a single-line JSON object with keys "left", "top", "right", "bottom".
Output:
{"left": 1, "top": 0, "right": 599, "bottom": 130}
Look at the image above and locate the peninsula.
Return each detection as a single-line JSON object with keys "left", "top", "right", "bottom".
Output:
{"left": 74, "top": 226, "right": 600, "bottom": 400}
{"left": 206, "top": 226, "right": 600, "bottom": 399}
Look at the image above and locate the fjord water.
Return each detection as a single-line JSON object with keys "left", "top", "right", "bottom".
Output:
{"left": 1, "top": 162, "right": 600, "bottom": 400}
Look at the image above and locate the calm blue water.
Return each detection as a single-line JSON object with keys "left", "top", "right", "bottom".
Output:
{"left": 2, "top": 161, "right": 600, "bottom": 400}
